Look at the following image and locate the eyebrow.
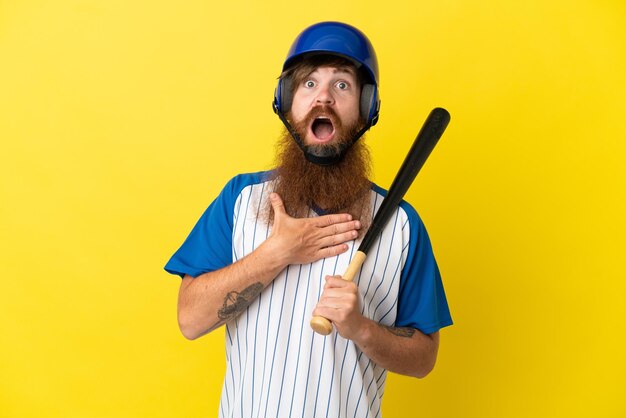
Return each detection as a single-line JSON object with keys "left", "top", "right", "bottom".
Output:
{"left": 310, "top": 67, "right": 357, "bottom": 77}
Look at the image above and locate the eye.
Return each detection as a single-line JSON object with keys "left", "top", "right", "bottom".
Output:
{"left": 336, "top": 81, "right": 349, "bottom": 90}
{"left": 305, "top": 80, "right": 315, "bottom": 88}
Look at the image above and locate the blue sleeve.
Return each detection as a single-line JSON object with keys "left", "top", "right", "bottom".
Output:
{"left": 164, "top": 176, "right": 242, "bottom": 278}
{"left": 395, "top": 202, "right": 453, "bottom": 334}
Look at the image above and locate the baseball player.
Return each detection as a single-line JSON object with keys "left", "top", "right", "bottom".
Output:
{"left": 165, "top": 21, "right": 452, "bottom": 417}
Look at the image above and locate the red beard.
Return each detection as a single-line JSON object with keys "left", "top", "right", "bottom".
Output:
{"left": 266, "top": 107, "right": 372, "bottom": 228}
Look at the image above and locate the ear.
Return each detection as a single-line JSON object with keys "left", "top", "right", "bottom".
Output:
{"left": 360, "top": 84, "right": 378, "bottom": 124}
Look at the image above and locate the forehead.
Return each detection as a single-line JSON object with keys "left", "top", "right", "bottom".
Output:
{"left": 306, "top": 65, "right": 357, "bottom": 78}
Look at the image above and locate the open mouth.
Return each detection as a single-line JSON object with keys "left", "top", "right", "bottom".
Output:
{"left": 311, "top": 117, "right": 335, "bottom": 142}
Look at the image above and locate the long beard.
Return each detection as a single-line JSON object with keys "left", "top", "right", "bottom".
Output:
{"left": 266, "top": 127, "right": 373, "bottom": 230}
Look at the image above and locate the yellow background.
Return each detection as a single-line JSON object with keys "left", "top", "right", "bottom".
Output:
{"left": 1, "top": 0, "right": 625, "bottom": 417}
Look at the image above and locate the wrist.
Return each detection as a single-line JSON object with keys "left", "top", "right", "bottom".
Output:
{"left": 256, "top": 236, "right": 290, "bottom": 272}
{"left": 350, "top": 317, "right": 377, "bottom": 348}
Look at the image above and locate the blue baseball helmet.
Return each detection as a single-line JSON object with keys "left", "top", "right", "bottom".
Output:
{"left": 274, "top": 21, "right": 380, "bottom": 128}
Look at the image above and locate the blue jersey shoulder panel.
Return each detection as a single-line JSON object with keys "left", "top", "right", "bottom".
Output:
{"left": 396, "top": 199, "right": 453, "bottom": 333}
{"left": 164, "top": 171, "right": 274, "bottom": 278}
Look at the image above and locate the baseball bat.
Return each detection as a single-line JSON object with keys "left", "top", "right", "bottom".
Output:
{"left": 310, "top": 107, "right": 451, "bottom": 335}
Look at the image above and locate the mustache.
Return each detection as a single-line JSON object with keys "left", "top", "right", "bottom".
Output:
{"left": 299, "top": 105, "right": 343, "bottom": 131}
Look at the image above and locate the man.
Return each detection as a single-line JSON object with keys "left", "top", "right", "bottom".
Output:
{"left": 165, "top": 22, "right": 452, "bottom": 417}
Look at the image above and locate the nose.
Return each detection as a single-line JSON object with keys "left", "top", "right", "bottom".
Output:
{"left": 315, "top": 84, "right": 334, "bottom": 105}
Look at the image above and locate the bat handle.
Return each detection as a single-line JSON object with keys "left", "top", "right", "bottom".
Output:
{"left": 310, "top": 251, "right": 367, "bottom": 335}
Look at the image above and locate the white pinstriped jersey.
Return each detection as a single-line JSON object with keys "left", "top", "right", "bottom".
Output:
{"left": 165, "top": 171, "right": 452, "bottom": 418}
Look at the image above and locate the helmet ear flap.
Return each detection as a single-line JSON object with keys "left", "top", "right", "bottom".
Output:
{"left": 360, "top": 84, "right": 379, "bottom": 126}
{"left": 275, "top": 76, "right": 294, "bottom": 114}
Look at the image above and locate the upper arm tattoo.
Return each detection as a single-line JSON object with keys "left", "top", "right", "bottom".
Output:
{"left": 383, "top": 325, "right": 416, "bottom": 338}
{"left": 217, "top": 282, "right": 264, "bottom": 321}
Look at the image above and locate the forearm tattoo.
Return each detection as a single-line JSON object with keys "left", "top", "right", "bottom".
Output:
{"left": 383, "top": 325, "right": 416, "bottom": 338}
{"left": 217, "top": 282, "right": 264, "bottom": 321}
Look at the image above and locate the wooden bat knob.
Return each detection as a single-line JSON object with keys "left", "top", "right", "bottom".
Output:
{"left": 310, "top": 316, "right": 333, "bottom": 335}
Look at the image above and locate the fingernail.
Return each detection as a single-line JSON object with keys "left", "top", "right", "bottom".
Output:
{"left": 355, "top": 221, "right": 361, "bottom": 228}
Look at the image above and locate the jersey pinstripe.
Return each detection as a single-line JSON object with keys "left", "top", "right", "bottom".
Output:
{"left": 165, "top": 171, "right": 453, "bottom": 418}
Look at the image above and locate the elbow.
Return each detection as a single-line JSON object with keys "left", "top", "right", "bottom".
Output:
{"left": 389, "top": 356, "right": 436, "bottom": 378}
{"left": 177, "top": 309, "right": 207, "bottom": 341}
{"left": 412, "top": 348, "right": 438, "bottom": 379}
{"left": 178, "top": 317, "right": 199, "bottom": 340}
{"left": 177, "top": 276, "right": 210, "bottom": 340}
{"left": 413, "top": 331, "right": 440, "bottom": 378}
{"left": 413, "top": 360, "right": 436, "bottom": 379}
{"left": 179, "top": 324, "right": 201, "bottom": 341}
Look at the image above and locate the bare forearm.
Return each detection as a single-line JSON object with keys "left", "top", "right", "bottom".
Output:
{"left": 352, "top": 320, "right": 439, "bottom": 378}
{"left": 177, "top": 240, "right": 286, "bottom": 340}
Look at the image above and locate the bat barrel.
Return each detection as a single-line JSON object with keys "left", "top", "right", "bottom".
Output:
{"left": 359, "top": 107, "right": 450, "bottom": 254}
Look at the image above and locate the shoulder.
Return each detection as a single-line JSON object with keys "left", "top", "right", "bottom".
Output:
{"left": 223, "top": 170, "right": 276, "bottom": 193}
{"left": 217, "top": 170, "right": 276, "bottom": 201}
